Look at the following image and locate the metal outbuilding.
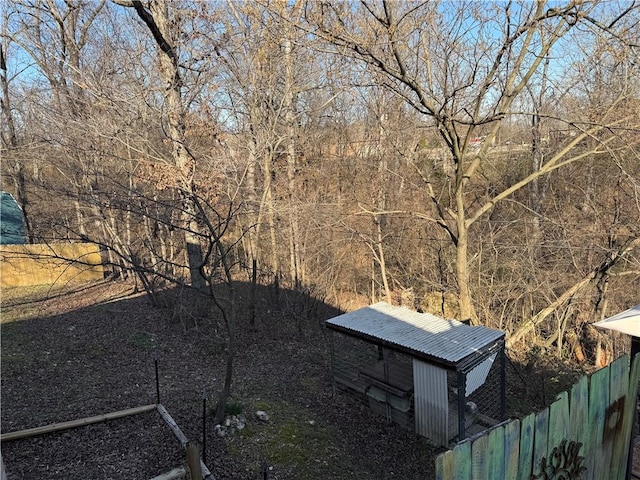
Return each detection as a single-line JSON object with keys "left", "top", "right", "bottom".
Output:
{"left": 326, "top": 302, "right": 506, "bottom": 446}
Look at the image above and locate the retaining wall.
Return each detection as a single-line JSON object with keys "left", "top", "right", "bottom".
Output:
{"left": 0, "top": 243, "right": 103, "bottom": 287}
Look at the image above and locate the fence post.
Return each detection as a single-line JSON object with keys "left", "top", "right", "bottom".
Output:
{"left": 186, "top": 441, "right": 203, "bottom": 480}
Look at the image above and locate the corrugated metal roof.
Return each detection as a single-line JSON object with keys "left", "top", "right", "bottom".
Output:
{"left": 593, "top": 304, "right": 640, "bottom": 337}
{"left": 326, "top": 302, "right": 504, "bottom": 366}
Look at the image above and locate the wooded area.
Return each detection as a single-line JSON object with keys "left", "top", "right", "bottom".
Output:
{"left": 1, "top": 0, "right": 639, "bottom": 368}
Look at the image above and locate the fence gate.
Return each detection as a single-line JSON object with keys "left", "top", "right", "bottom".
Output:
{"left": 436, "top": 353, "right": 640, "bottom": 480}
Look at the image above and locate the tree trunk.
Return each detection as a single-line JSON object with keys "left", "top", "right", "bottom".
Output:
{"left": 529, "top": 110, "right": 543, "bottom": 242}
{"left": 455, "top": 183, "right": 475, "bottom": 323}
{"left": 375, "top": 215, "right": 392, "bottom": 303}
{"left": 263, "top": 154, "right": 279, "bottom": 275}
{"left": 283, "top": 36, "right": 301, "bottom": 287}
{"left": 132, "top": 0, "right": 206, "bottom": 290}
{"left": 211, "top": 239, "right": 236, "bottom": 426}
{"left": 245, "top": 147, "right": 259, "bottom": 262}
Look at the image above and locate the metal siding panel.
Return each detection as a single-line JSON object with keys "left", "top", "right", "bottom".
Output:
{"left": 414, "top": 359, "right": 449, "bottom": 446}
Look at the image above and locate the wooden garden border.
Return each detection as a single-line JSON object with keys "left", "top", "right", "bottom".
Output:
{"left": 0, "top": 404, "right": 157, "bottom": 442}
{"left": 156, "top": 404, "right": 214, "bottom": 480}
{"left": 1, "top": 403, "right": 215, "bottom": 480}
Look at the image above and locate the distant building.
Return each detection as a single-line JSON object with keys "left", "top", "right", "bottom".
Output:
{"left": 0, "top": 192, "right": 26, "bottom": 245}
{"left": 469, "top": 137, "right": 483, "bottom": 148}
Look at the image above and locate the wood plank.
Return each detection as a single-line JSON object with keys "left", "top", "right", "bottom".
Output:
{"left": 618, "top": 353, "right": 640, "bottom": 480}
{"left": 531, "top": 407, "right": 549, "bottom": 479}
{"left": 186, "top": 442, "right": 203, "bottom": 480}
{"left": 435, "top": 450, "right": 453, "bottom": 480}
{"left": 608, "top": 354, "right": 629, "bottom": 480}
{"left": 157, "top": 404, "right": 189, "bottom": 448}
{"left": 359, "top": 359, "right": 413, "bottom": 392}
{"left": 434, "top": 452, "right": 445, "bottom": 480}
{"left": 587, "top": 364, "right": 610, "bottom": 479}
{"left": 547, "top": 392, "right": 569, "bottom": 455}
{"left": 436, "top": 354, "right": 638, "bottom": 480}
{"left": 503, "top": 419, "right": 520, "bottom": 480}
{"left": 471, "top": 433, "right": 488, "bottom": 480}
{"left": 0, "top": 404, "right": 157, "bottom": 442}
{"left": 156, "top": 405, "right": 215, "bottom": 480}
{"left": 568, "top": 375, "right": 588, "bottom": 447}
{"left": 334, "top": 372, "right": 368, "bottom": 394}
{"left": 485, "top": 426, "right": 505, "bottom": 480}
{"left": 516, "top": 413, "right": 535, "bottom": 480}
{"left": 453, "top": 440, "right": 472, "bottom": 480}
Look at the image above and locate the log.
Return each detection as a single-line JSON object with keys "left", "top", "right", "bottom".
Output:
{"left": 506, "top": 236, "right": 640, "bottom": 349}
{"left": 149, "top": 467, "right": 186, "bottom": 480}
{"left": 157, "top": 404, "right": 188, "bottom": 448}
{"left": 186, "top": 442, "right": 203, "bottom": 480}
{"left": 156, "top": 405, "right": 216, "bottom": 480}
{"left": 0, "top": 404, "right": 157, "bottom": 442}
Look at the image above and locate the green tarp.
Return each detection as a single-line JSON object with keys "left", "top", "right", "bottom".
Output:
{"left": 0, "top": 192, "right": 26, "bottom": 245}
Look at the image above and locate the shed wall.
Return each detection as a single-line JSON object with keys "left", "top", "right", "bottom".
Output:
{"left": 413, "top": 359, "right": 448, "bottom": 444}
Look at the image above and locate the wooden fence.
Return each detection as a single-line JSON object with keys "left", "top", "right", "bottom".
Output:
{"left": 0, "top": 243, "right": 103, "bottom": 287}
{"left": 436, "top": 353, "right": 640, "bottom": 480}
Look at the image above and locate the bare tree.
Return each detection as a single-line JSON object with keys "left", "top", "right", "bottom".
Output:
{"left": 302, "top": 0, "right": 640, "bottom": 323}
{"left": 113, "top": 0, "right": 208, "bottom": 290}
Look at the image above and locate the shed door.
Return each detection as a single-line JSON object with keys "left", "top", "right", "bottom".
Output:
{"left": 413, "top": 359, "right": 448, "bottom": 446}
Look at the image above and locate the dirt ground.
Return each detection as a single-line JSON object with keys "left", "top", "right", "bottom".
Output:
{"left": 1, "top": 280, "right": 590, "bottom": 479}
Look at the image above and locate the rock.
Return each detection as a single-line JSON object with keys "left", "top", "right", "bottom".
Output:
{"left": 216, "top": 415, "right": 247, "bottom": 436}
{"left": 236, "top": 417, "right": 245, "bottom": 430}
{"left": 255, "top": 410, "right": 269, "bottom": 422}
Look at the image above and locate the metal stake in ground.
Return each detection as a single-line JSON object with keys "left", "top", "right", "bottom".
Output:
{"left": 202, "top": 387, "right": 207, "bottom": 465}
{"left": 155, "top": 358, "right": 161, "bottom": 405}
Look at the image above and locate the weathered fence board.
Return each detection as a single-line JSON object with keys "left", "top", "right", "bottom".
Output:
{"left": 588, "top": 364, "right": 609, "bottom": 479}
{"left": 504, "top": 419, "right": 520, "bottom": 480}
{"left": 531, "top": 407, "right": 549, "bottom": 478}
{"left": 517, "top": 414, "right": 534, "bottom": 480}
{"left": 471, "top": 433, "right": 488, "bottom": 479}
{"left": 547, "top": 391, "right": 569, "bottom": 454}
{"left": 435, "top": 444, "right": 454, "bottom": 480}
{"left": 619, "top": 356, "right": 640, "bottom": 480}
{"left": 568, "top": 375, "right": 588, "bottom": 446}
{"left": 436, "top": 353, "right": 640, "bottom": 480}
{"left": 454, "top": 440, "right": 472, "bottom": 480}
{"left": 486, "top": 425, "right": 506, "bottom": 479}
{"left": 608, "top": 355, "right": 628, "bottom": 480}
